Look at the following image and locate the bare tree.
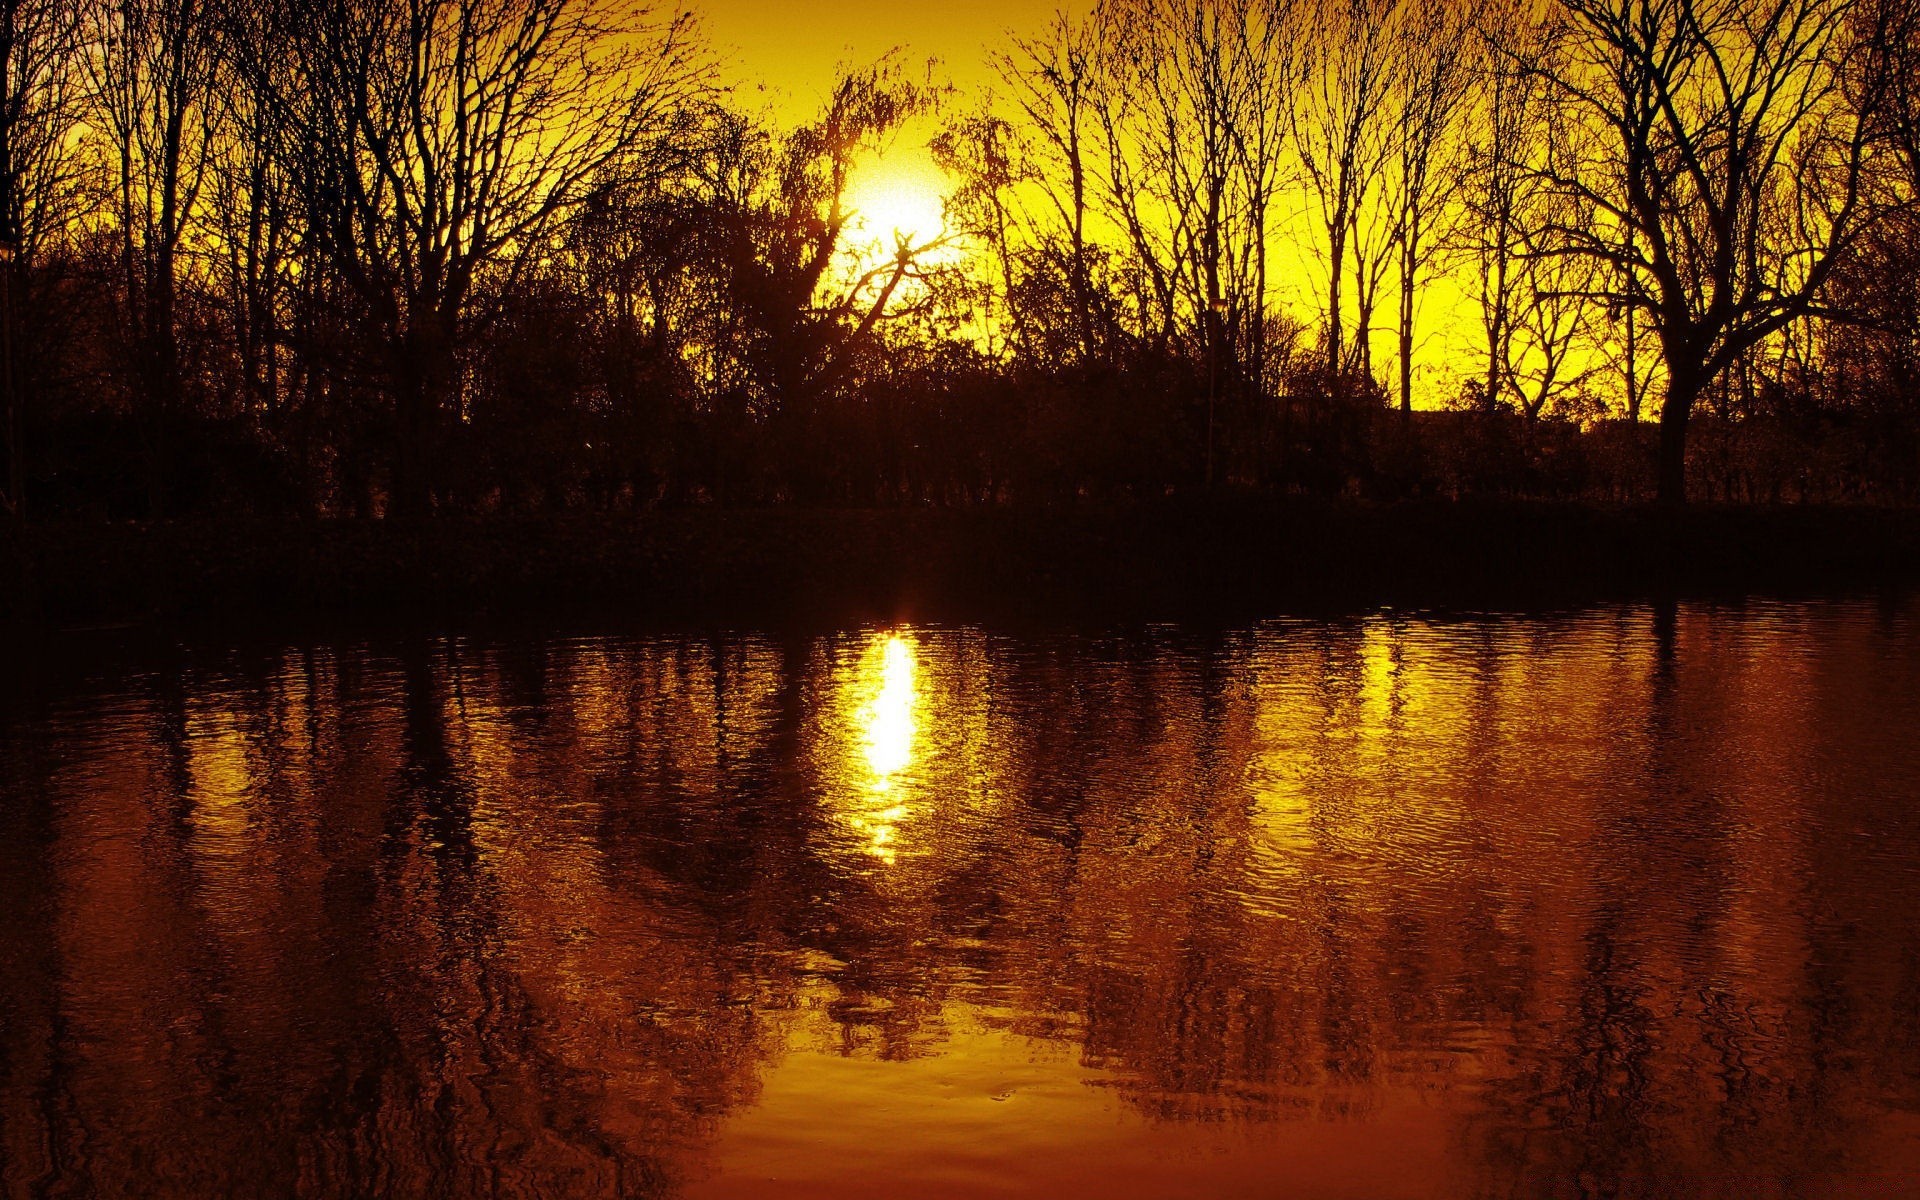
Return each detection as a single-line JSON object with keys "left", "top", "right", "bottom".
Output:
{"left": 1465, "top": 15, "right": 1536, "bottom": 416}
{"left": 933, "top": 104, "right": 1024, "bottom": 363}
{"left": 207, "top": 51, "right": 295, "bottom": 424}
{"left": 1062, "top": 0, "right": 1300, "bottom": 481}
{"left": 1527, "top": 0, "right": 1891, "bottom": 502}
{"left": 1125, "top": 0, "right": 1262, "bottom": 481}
{"left": 1085, "top": 6, "right": 1184, "bottom": 349}
{"left": 992, "top": 12, "right": 1103, "bottom": 363}
{"left": 1229, "top": 0, "right": 1297, "bottom": 422}
{"left": 1467, "top": 7, "right": 1601, "bottom": 422}
{"left": 0, "top": 0, "right": 85, "bottom": 518}
{"left": 1505, "top": 188, "right": 1605, "bottom": 423}
{"left": 247, "top": 0, "right": 707, "bottom": 515}
{"left": 1385, "top": 4, "right": 1472, "bottom": 414}
{"left": 1287, "top": 0, "right": 1402, "bottom": 378}
{"left": 83, "top": 0, "right": 223, "bottom": 513}
{"left": 0, "top": 0, "right": 84, "bottom": 260}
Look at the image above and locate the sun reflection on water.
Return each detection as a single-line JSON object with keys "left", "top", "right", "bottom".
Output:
{"left": 864, "top": 636, "right": 917, "bottom": 778}
{"left": 847, "top": 632, "right": 918, "bottom": 863}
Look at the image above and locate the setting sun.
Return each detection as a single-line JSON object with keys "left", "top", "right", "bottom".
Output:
{"left": 844, "top": 154, "right": 949, "bottom": 249}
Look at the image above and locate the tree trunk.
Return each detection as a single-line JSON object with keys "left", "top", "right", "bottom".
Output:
{"left": 147, "top": 246, "right": 179, "bottom": 518}
{"left": 1657, "top": 370, "right": 1698, "bottom": 505}
{"left": 3, "top": 262, "right": 16, "bottom": 524}
{"left": 1398, "top": 203, "right": 1417, "bottom": 415}
{"left": 1067, "top": 119, "right": 1091, "bottom": 365}
{"left": 390, "top": 317, "right": 450, "bottom": 519}
{"left": 0, "top": 0, "right": 18, "bottom": 522}
{"left": 1326, "top": 213, "right": 1345, "bottom": 377}
{"left": 1397, "top": 289, "right": 1414, "bottom": 415}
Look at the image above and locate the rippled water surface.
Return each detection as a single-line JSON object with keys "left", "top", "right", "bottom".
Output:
{"left": 4, "top": 600, "right": 1920, "bottom": 1198}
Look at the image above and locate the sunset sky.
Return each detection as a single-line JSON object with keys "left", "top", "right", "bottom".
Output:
{"left": 695, "top": 0, "right": 1481, "bottom": 401}
{"left": 698, "top": 0, "right": 1042, "bottom": 105}
{"left": 698, "top": 0, "right": 1025, "bottom": 234}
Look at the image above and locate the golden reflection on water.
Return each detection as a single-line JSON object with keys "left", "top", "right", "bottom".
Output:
{"left": 185, "top": 711, "right": 257, "bottom": 854}
{"left": 863, "top": 635, "right": 916, "bottom": 778}
{"left": 4, "top": 603, "right": 1920, "bottom": 1199}
{"left": 838, "top": 632, "right": 920, "bottom": 863}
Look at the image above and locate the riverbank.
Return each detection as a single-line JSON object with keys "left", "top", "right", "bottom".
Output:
{"left": 5, "top": 501, "right": 1919, "bottom": 628}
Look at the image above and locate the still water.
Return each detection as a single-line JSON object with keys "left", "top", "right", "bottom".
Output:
{"left": 3, "top": 601, "right": 1919, "bottom": 1199}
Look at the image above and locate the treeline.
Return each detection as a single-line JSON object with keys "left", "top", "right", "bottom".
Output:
{"left": 3, "top": 0, "right": 1919, "bottom": 518}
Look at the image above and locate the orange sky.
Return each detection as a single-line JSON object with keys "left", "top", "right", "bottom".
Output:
{"left": 694, "top": 0, "right": 1051, "bottom": 268}
{"left": 696, "top": 0, "right": 1050, "bottom": 108}
{"left": 692, "top": 0, "right": 1486, "bottom": 404}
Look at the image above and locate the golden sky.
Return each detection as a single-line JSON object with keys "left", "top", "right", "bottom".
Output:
{"left": 693, "top": 0, "right": 1489, "bottom": 406}
{"left": 695, "top": 0, "right": 1045, "bottom": 271}
{"left": 697, "top": 0, "right": 1046, "bottom": 107}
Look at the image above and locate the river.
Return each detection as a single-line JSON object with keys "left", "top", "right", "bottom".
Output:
{"left": 3, "top": 600, "right": 1917, "bottom": 1198}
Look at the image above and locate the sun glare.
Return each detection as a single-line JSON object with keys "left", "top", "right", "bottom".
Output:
{"left": 862, "top": 634, "right": 917, "bottom": 779}
{"left": 829, "top": 631, "right": 919, "bottom": 865}
{"left": 845, "top": 155, "right": 949, "bottom": 249}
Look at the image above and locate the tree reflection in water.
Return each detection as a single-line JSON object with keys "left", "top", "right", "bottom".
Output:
{"left": 2, "top": 602, "right": 1919, "bottom": 1198}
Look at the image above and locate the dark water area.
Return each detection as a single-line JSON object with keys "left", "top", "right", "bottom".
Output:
{"left": 12, "top": 504, "right": 1920, "bottom": 627}
{"left": 3, "top": 601, "right": 1920, "bottom": 1198}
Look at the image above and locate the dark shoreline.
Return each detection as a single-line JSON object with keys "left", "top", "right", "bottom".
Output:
{"left": 6, "top": 500, "right": 1919, "bottom": 630}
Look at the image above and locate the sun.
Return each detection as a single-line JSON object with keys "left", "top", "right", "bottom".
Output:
{"left": 844, "top": 152, "right": 950, "bottom": 250}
